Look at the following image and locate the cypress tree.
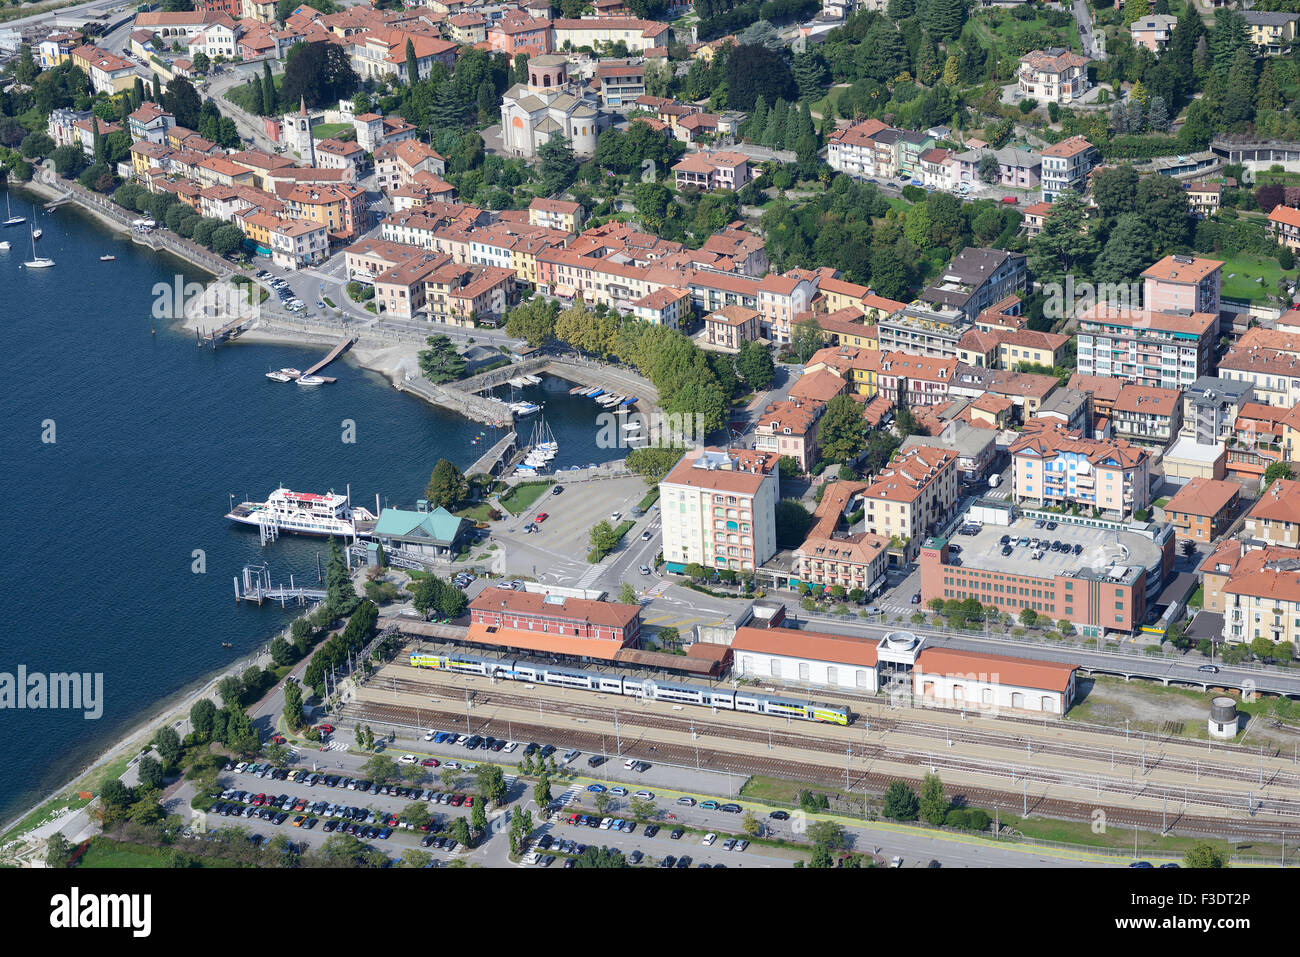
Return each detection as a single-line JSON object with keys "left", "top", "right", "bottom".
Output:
{"left": 405, "top": 38, "right": 418, "bottom": 87}
{"left": 262, "top": 61, "right": 276, "bottom": 116}
{"left": 152, "top": 73, "right": 161, "bottom": 101}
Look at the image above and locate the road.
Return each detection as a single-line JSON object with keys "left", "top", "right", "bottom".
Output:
{"left": 1072, "top": 0, "right": 1106, "bottom": 60}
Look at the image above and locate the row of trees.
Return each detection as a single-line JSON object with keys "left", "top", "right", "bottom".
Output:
{"left": 113, "top": 182, "right": 248, "bottom": 255}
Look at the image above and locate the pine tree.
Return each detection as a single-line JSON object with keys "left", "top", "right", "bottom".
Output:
{"left": 1222, "top": 46, "right": 1257, "bottom": 129}
{"left": 792, "top": 51, "right": 826, "bottom": 102}
{"left": 763, "top": 99, "right": 787, "bottom": 148}
{"left": 1211, "top": 8, "right": 1248, "bottom": 79}
{"left": 1092, "top": 213, "right": 1153, "bottom": 285}
{"left": 925, "top": 0, "right": 965, "bottom": 41}
{"left": 1129, "top": 79, "right": 1149, "bottom": 109}
{"left": 748, "top": 95, "right": 767, "bottom": 140}
{"left": 1126, "top": 99, "right": 1144, "bottom": 133}
{"left": 1146, "top": 95, "right": 1169, "bottom": 132}
{"left": 1257, "top": 64, "right": 1284, "bottom": 112}
{"left": 943, "top": 55, "right": 960, "bottom": 88}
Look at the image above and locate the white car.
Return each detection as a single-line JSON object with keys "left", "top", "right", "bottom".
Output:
{"left": 702, "top": 833, "right": 717, "bottom": 846}
{"left": 398, "top": 754, "right": 417, "bottom": 765}
{"left": 599, "top": 817, "right": 613, "bottom": 830}
{"left": 424, "top": 730, "right": 436, "bottom": 741}
{"left": 634, "top": 790, "right": 654, "bottom": 800}
{"left": 502, "top": 741, "right": 518, "bottom": 753}
{"left": 443, "top": 761, "right": 460, "bottom": 770}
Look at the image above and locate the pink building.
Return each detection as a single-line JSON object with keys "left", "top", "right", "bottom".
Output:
{"left": 1141, "top": 254, "right": 1223, "bottom": 317}
{"left": 671, "top": 150, "right": 753, "bottom": 192}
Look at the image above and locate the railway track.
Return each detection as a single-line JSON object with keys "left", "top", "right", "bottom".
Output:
{"left": 380, "top": 674, "right": 1300, "bottom": 796}
{"left": 347, "top": 680, "right": 1300, "bottom": 841}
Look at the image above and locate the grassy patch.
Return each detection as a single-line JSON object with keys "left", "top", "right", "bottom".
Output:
{"left": 636, "top": 488, "right": 660, "bottom": 511}
{"left": 808, "top": 86, "right": 846, "bottom": 120}
{"left": 1220, "top": 253, "right": 1287, "bottom": 303}
{"left": 499, "top": 480, "right": 553, "bottom": 515}
{"left": 999, "top": 813, "right": 1258, "bottom": 860}
{"left": 224, "top": 73, "right": 281, "bottom": 114}
{"left": 455, "top": 502, "right": 496, "bottom": 522}
{"left": 312, "top": 122, "right": 351, "bottom": 140}
{"left": 322, "top": 297, "right": 335, "bottom": 308}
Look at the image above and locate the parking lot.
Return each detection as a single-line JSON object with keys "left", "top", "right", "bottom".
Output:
{"left": 197, "top": 762, "right": 480, "bottom": 860}
{"left": 951, "top": 516, "right": 1164, "bottom": 578}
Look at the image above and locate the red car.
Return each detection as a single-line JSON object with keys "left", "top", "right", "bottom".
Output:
{"left": 535, "top": 512, "right": 549, "bottom": 523}
{"left": 465, "top": 795, "right": 474, "bottom": 806}
{"left": 271, "top": 734, "right": 286, "bottom": 745}
{"left": 450, "top": 795, "right": 464, "bottom": 807}
{"left": 1001, "top": 196, "right": 1017, "bottom": 205}
{"left": 316, "top": 724, "right": 335, "bottom": 734}
{"left": 421, "top": 758, "right": 440, "bottom": 767}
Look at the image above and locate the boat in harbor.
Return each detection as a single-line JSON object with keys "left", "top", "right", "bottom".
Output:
{"left": 278, "top": 368, "right": 302, "bottom": 378}
{"left": 296, "top": 375, "right": 326, "bottom": 386}
{"left": 598, "top": 394, "right": 623, "bottom": 407}
{"left": 99, "top": 254, "right": 116, "bottom": 261}
{"left": 265, "top": 370, "right": 292, "bottom": 382}
{"left": 226, "top": 487, "right": 378, "bottom": 538}
{"left": 3, "top": 194, "right": 23, "bottom": 228}
{"left": 568, "top": 385, "right": 588, "bottom": 395}
{"left": 510, "top": 401, "right": 541, "bottom": 416}
{"left": 0, "top": 241, "right": 9, "bottom": 251}
{"left": 522, "top": 374, "right": 542, "bottom": 385}
{"left": 23, "top": 224, "right": 53, "bottom": 269}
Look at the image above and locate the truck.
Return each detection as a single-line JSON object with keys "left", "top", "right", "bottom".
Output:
{"left": 989, "top": 473, "right": 1001, "bottom": 488}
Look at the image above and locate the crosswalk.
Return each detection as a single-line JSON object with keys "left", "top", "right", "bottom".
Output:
{"left": 575, "top": 561, "right": 606, "bottom": 589}
{"left": 518, "top": 784, "right": 580, "bottom": 866}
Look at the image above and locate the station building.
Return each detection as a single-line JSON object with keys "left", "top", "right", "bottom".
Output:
{"left": 729, "top": 625, "right": 1077, "bottom": 715}
{"left": 467, "top": 586, "right": 642, "bottom": 658}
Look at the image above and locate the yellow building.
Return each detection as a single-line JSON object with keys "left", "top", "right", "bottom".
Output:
{"left": 1245, "top": 11, "right": 1299, "bottom": 54}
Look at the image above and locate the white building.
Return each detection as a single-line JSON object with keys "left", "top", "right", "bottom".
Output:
{"left": 658, "top": 447, "right": 779, "bottom": 574}
{"left": 731, "top": 626, "right": 880, "bottom": 691}
{"left": 499, "top": 54, "right": 602, "bottom": 158}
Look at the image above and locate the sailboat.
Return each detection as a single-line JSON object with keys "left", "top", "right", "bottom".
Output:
{"left": 3, "top": 193, "right": 23, "bottom": 228}
{"left": 30, "top": 209, "right": 41, "bottom": 240}
{"left": 23, "top": 223, "right": 53, "bottom": 268}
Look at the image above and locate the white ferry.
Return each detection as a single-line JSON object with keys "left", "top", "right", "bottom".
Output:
{"left": 226, "top": 487, "right": 378, "bottom": 538}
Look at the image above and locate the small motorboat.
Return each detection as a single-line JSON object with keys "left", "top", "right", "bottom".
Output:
{"left": 265, "top": 370, "right": 292, "bottom": 382}
{"left": 31, "top": 228, "right": 41, "bottom": 240}
{"left": 0, "top": 241, "right": 9, "bottom": 251}
{"left": 99, "top": 254, "right": 116, "bottom": 261}
{"left": 278, "top": 368, "right": 302, "bottom": 377}
{"left": 221, "top": 642, "right": 233, "bottom": 648}
{"left": 296, "top": 375, "right": 326, "bottom": 386}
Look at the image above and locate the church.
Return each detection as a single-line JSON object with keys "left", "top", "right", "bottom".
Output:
{"left": 499, "top": 55, "right": 604, "bottom": 158}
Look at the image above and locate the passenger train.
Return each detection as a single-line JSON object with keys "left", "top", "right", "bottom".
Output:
{"left": 409, "top": 651, "right": 851, "bottom": 725}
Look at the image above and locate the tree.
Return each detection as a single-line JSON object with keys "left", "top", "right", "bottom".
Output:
{"left": 574, "top": 845, "right": 627, "bottom": 867}
{"left": 452, "top": 816, "right": 472, "bottom": 848}
{"left": 1184, "top": 842, "right": 1228, "bottom": 868}
{"left": 217, "top": 675, "right": 243, "bottom": 709}
{"left": 537, "top": 134, "right": 578, "bottom": 195}
{"left": 725, "top": 44, "right": 794, "bottom": 110}
{"left": 741, "top": 810, "right": 761, "bottom": 838}
{"left": 211, "top": 224, "right": 246, "bottom": 257}
{"left": 154, "top": 726, "right": 182, "bottom": 766}
{"left": 51, "top": 144, "right": 85, "bottom": 178}
{"left": 1264, "top": 461, "right": 1293, "bottom": 486}
{"left": 324, "top": 535, "right": 358, "bottom": 616}
{"left": 925, "top": 0, "right": 966, "bottom": 40}
{"left": 190, "top": 698, "right": 216, "bottom": 737}
{"left": 475, "top": 764, "right": 508, "bottom": 806}
{"left": 418, "top": 334, "right": 466, "bottom": 383}
{"left": 736, "top": 340, "right": 775, "bottom": 391}
{"left": 589, "top": 519, "right": 620, "bottom": 560}
{"left": 161, "top": 77, "right": 201, "bottom": 129}
{"left": 262, "top": 61, "right": 277, "bottom": 115}
{"left": 280, "top": 41, "right": 357, "bottom": 111}
{"left": 534, "top": 773, "right": 552, "bottom": 807}
{"left": 977, "top": 152, "right": 1001, "bottom": 184}
{"left": 424, "top": 458, "right": 467, "bottom": 509}
{"left": 191, "top": 51, "right": 210, "bottom": 73}
{"left": 790, "top": 316, "right": 824, "bottom": 364}
{"left": 404, "top": 38, "right": 418, "bottom": 87}
{"left": 882, "top": 780, "right": 919, "bottom": 821}
{"left": 137, "top": 755, "right": 164, "bottom": 791}
{"left": 46, "top": 833, "right": 73, "bottom": 869}
{"left": 919, "top": 772, "right": 949, "bottom": 826}
{"left": 1136, "top": 175, "right": 1191, "bottom": 253}
{"left": 1020, "top": 607, "right": 1038, "bottom": 626}
{"left": 818, "top": 394, "right": 867, "bottom": 464}
{"left": 774, "top": 499, "right": 815, "bottom": 549}
{"left": 283, "top": 679, "right": 305, "bottom": 731}
{"left": 1092, "top": 214, "right": 1153, "bottom": 285}
{"left": 1028, "top": 190, "right": 1099, "bottom": 284}
{"left": 807, "top": 819, "right": 848, "bottom": 849}
{"left": 619, "top": 582, "right": 638, "bottom": 605}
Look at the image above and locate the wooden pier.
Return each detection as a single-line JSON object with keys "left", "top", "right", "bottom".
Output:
{"left": 295, "top": 336, "right": 357, "bottom": 384}
{"left": 197, "top": 314, "right": 256, "bottom": 348}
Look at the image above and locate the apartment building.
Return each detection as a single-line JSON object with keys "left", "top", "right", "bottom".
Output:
{"left": 1110, "top": 384, "right": 1184, "bottom": 446}
{"left": 1223, "top": 562, "right": 1300, "bottom": 652}
{"left": 1142, "top": 254, "right": 1223, "bottom": 317}
{"left": 1268, "top": 203, "right": 1300, "bottom": 252}
{"left": 1244, "top": 479, "right": 1300, "bottom": 547}
{"left": 1075, "top": 304, "right": 1216, "bottom": 390}
{"left": 1226, "top": 402, "right": 1289, "bottom": 480}
{"left": 528, "top": 197, "right": 583, "bottom": 234}
{"left": 1181, "top": 376, "right": 1254, "bottom": 445}
{"left": 754, "top": 399, "right": 824, "bottom": 471}
{"left": 69, "top": 44, "right": 135, "bottom": 94}
{"left": 918, "top": 247, "right": 1028, "bottom": 323}
{"left": 659, "top": 447, "right": 780, "bottom": 574}
{"left": 1184, "top": 181, "right": 1222, "bottom": 218}
{"left": 1010, "top": 425, "right": 1151, "bottom": 517}
{"left": 596, "top": 60, "right": 646, "bottom": 107}
{"left": 859, "top": 444, "right": 959, "bottom": 563}
{"left": 1218, "top": 327, "right": 1300, "bottom": 407}
{"left": 703, "top": 304, "right": 760, "bottom": 350}
{"left": 1040, "top": 135, "right": 1098, "bottom": 202}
